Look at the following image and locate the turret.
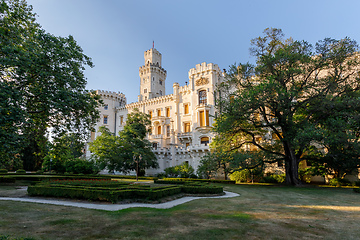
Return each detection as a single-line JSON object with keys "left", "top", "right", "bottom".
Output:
{"left": 138, "top": 48, "right": 167, "bottom": 101}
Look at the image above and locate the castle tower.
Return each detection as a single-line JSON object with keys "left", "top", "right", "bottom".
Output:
{"left": 138, "top": 48, "right": 167, "bottom": 101}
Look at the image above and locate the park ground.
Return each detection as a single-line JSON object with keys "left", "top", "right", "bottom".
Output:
{"left": 0, "top": 182, "right": 359, "bottom": 240}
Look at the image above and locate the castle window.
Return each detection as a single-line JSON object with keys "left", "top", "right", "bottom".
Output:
{"left": 166, "top": 125, "right": 170, "bottom": 137}
{"left": 185, "top": 142, "right": 190, "bottom": 148}
{"left": 157, "top": 109, "right": 161, "bottom": 116}
{"left": 104, "top": 104, "right": 108, "bottom": 110}
{"left": 201, "top": 137, "right": 209, "bottom": 146}
{"left": 184, "top": 122, "right": 191, "bottom": 133}
{"left": 103, "top": 116, "right": 108, "bottom": 124}
{"left": 184, "top": 103, "right": 189, "bottom": 114}
{"left": 157, "top": 125, "right": 161, "bottom": 135}
{"left": 144, "top": 88, "right": 147, "bottom": 93}
{"left": 152, "top": 142, "right": 157, "bottom": 149}
{"left": 120, "top": 116, "right": 123, "bottom": 125}
{"left": 148, "top": 111, "right": 152, "bottom": 120}
{"left": 159, "top": 90, "right": 162, "bottom": 96}
{"left": 199, "top": 110, "right": 209, "bottom": 127}
{"left": 159, "top": 80, "right": 163, "bottom": 85}
{"left": 166, "top": 107, "right": 170, "bottom": 117}
{"left": 199, "top": 90, "right": 207, "bottom": 105}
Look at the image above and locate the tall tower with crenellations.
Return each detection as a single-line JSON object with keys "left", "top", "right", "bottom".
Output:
{"left": 138, "top": 47, "right": 167, "bottom": 101}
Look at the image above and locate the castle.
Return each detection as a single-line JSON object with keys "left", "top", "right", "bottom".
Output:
{"left": 87, "top": 47, "right": 225, "bottom": 175}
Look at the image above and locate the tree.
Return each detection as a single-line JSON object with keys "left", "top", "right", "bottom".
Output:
{"left": 42, "top": 133, "right": 85, "bottom": 173}
{"left": 215, "top": 28, "right": 360, "bottom": 185}
{"left": 89, "top": 109, "right": 158, "bottom": 175}
{"left": 197, "top": 153, "right": 219, "bottom": 179}
{"left": 0, "top": 0, "right": 101, "bottom": 170}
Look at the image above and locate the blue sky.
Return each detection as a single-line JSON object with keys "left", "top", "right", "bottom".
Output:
{"left": 27, "top": 0, "right": 360, "bottom": 103}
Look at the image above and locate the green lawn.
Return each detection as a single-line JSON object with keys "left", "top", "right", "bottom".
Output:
{"left": 0, "top": 183, "right": 359, "bottom": 240}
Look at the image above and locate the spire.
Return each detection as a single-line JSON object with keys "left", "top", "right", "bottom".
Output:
{"left": 153, "top": 41, "right": 154, "bottom": 49}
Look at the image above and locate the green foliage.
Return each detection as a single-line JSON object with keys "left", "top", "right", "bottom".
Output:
{"left": 27, "top": 178, "right": 222, "bottom": 203}
{"left": 0, "top": 169, "right": 8, "bottom": 174}
{"left": 164, "top": 162, "right": 196, "bottom": 178}
{"left": 229, "top": 170, "right": 251, "bottom": 183}
{"left": 155, "top": 178, "right": 235, "bottom": 184}
{"left": 261, "top": 174, "right": 285, "bottom": 183}
{"left": 354, "top": 188, "right": 360, "bottom": 193}
{"left": 215, "top": 28, "right": 360, "bottom": 185}
{"left": 15, "top": 169, "right": 26, "bottom": 174}
{"left": 196, "top": 151, "right": 231, "bottom": 180}
{"left": 328, "top": 178, "right": 352, "bottom": 187}
{"left": 64, "top": 158, "right": 99, "bottom": 175}
{"left": 90, "top": 109, "right": 158, "bottom": 174}
{"left": 0, "top": 176, "right": 16, "bottom": 183}
{"left": 197, "top": 152, "right": 220, "bottom": 179}
{"left": 0, "top": 0, "right": 101, "bottom": 170}
{"left": 42, "top": 133, "right": 93, "bottom": 174}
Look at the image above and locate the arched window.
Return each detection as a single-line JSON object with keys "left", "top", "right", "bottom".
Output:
{"left": 199, "top": 90, "right": 207, "bottom": 105}
{"left": 201, "top": 137, "right": 209, "bottom": 146}
{"left": 157, "top": 125, "right": 162, "bottom": 135}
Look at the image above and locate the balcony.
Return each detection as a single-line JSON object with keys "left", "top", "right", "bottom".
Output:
{"left": 195, "top": 126, "right": 212, "bottom": 134}
{"left": 178, "top": 132, "right": 192, "bottom": 141}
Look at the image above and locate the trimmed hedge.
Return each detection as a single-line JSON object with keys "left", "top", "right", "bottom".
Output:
{"left": 27, "top": 178, "right": 224, "bottom": 203}
{"left": 0, "top": 169, "right": 8, "bottom": 174}
{"left": 0, "top": 176, "right": 16, "bottom": 183}
{"left": 156, "top": 178, "right": 235, "bottom": 184}
{"left": 16, "top": 169, "right": 26, "bottom": 174}
{"left": 28, "top": 185, "right": 182, "bottom": 203}
{"left": 109, "top": 175, "right": 158, "bottom": 181}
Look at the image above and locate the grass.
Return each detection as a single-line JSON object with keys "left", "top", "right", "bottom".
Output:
{"left": 0, "top": 183, "right": 359, "bottom": 239}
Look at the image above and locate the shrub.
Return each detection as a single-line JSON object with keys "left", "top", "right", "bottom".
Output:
{"left": 64, "top": 158, "right": 99, "bottom": 174}
{"left": 164, "top": 162, "right": 196, "bottom": 178}
{"left": 261, "top": 174, "right": 285, "bottom": 183}
{"left": 329, "top": 178, "right": 352, "bottom": 187}
{"left": 354, "top": 180, "right": 360, "bottom": 187}
{"left": 16, "top": 169, "right": 26, "bottom": 174}
{"left": 354, "top": 188, "right": 360, "bottom": 193}
{"left": 0, "top": 169, "right": 8, "bottom": 174}
{"left": 229, "top": 170, "right": 250, "bottom": 183}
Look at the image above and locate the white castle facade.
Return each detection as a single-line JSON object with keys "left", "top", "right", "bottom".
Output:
{"left": 88, "top": 48, "right": 225, "bottom": 175}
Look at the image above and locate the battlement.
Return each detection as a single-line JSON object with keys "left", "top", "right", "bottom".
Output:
{"left": 126, "top": 94, "right": 174, "bottom": 110}
{"left": 178, "top": 84, "right": 191, "bottom": 94}
{"left": 139, "top": 64, "right": 167, "bottom": 74}
{"left": 188, "top": 62, "right": 222, "bottom": 78}
{"left": 96, "top": 90, "right": 126, "bottom": 102}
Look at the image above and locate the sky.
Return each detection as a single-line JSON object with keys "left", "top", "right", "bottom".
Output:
{"left": 27, "top": 0, "right": 360, "bottom": 103}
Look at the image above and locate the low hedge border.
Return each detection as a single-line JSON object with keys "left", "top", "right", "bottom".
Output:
{"left": 109, "top": 175, "right": 158, "bottom": 181}
{"left": 28, "top": 185, "right": 182, "bottom": 203}
{"left": 27, "top": 180, "right": 224, "bottom": 203}
{"left": 155, "top": 178, "right": 235, "bottom": 184}
{"left": 0, "top": 176, "right": 16, "bottom": 183}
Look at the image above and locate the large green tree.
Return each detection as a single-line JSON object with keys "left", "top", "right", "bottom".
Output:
{"left": 0, "top": 0, "right": 101, "bottom": 170}
{"left": 215, "top": 28, "right": 360, "bottom": 185}
{"left": 89, "top": 109, "right": 158, "bottom": 175}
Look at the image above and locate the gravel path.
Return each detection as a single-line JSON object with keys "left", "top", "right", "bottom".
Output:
{"left": 0, "top": 191, "right": 239, "bottom": 211}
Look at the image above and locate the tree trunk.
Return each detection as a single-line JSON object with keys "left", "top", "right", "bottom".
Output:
{"left": 284, "top": 141, "right": 302, "bottom": 186}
